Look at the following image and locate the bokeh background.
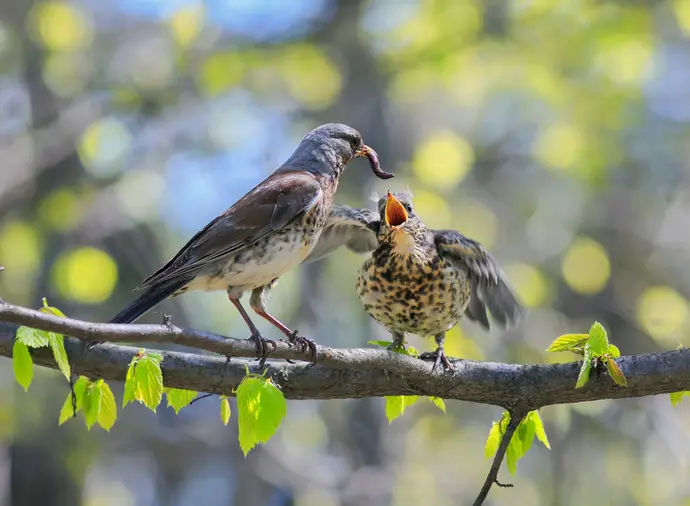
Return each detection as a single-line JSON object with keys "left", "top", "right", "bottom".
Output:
{"left": 1, "top": 0, "right": 690, "bottom": 504}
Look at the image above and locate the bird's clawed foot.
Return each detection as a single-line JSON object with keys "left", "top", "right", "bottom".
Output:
{"left": 84, "top": 340, "right": 100, "bottom": 350}
{"left": 287, "top": 330, "right": 317, "bottom": 365}
{"left": 420, "top": 346, "right": 455, "bottom": 372}
{"left": 249, "top": 331, "right": 276, "bottom": 368}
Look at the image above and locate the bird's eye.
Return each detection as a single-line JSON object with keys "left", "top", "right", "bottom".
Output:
{"left": 403, "top": 204, "right": 412, "bottom": 212}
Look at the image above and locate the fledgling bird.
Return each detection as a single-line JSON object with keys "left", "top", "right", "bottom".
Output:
{"left": 100, "top": 124, "right": 394, "bottom": 364}
{"left": 305, "top": 191, "right": 522, "bottom": 371}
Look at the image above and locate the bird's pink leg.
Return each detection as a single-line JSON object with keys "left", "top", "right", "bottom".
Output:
{"left": 228, "top": 296, "right": 275, "bottom": 366}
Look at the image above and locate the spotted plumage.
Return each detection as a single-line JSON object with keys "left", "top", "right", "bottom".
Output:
{"left": 306, "top": 191, "right": 522, "bottom": 371}
{"left": 99, "top": 123, "right": 393, "bottom": 365}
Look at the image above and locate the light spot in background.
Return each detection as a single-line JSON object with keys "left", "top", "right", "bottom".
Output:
{"left": 167, "top": 2, "right": 205, "bottom": 46}
{"left": 561, "top": 236, "right": 611, "bottom": 295}
{"left": 42, "top": 51, "right": 90, "bottom": 98}
{"left": 78, "top": 117, "right": 132, "bottom": 177}
{"left": 28, "top": 1, "right": 93, "bottom": 51}
{"left": 412, "top": 131, "right": 474, "bottom": 188}
{"left": 411, "top": 189, "right": 450, "bottom": 229}
{"left": 504, "top": 263, "right": 549, "bottom": 308}
{"left": 198, "top": 51, "right": 245, "bottom": 97}
{"left": 674, "top": 0, "right": 690, "bottom": 34}
{"left": 388, "top": 66, "right": 437, "bottom": 103}
{"left": 52, "top": 247, "right": 118, "bottom": 304}
{"left": 115, "top": 170, "right": 166, "bottom": 221}
{"left": 636, "top": 286, "right": 688, "bottom": 341}
{"left": 279, "top": 44, "right": 342, "bottom": 110}
{"left": 0, "top": 221, "right": 42, "bottom": 297}
{"left": 534, "top": 122, "right": 584, "bottom": 170}
{"left": 450, "top": 200, "right": 497, "bottom": 249}
{"left": 129, "top": 37, "right": 176, "bottom": 90}
{"left": 443, "top": 50, "right": 487, "bottom": 107}
{"left": 38, "top": 188, "right": 81, "bottom": 231}
{"left": 84, "top": 480, "right": 134, "bottom": 506}
{"left": 595, "top": 35, "right": 653, "bottom": 86}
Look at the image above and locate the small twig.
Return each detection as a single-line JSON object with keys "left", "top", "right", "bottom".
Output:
{"left": 472, "top": 409, "right": 527, "bottom": 506}
{"left": 69, "top": 374, "right": 77, "bottom": 418}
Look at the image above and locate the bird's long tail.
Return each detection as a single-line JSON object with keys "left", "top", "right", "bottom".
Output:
{"left": 109, "top": 280, "right": 188, "bottom": 324}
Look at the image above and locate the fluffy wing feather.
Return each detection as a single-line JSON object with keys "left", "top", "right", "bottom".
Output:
{"left": 304, "top": 205, "right": 379, "bottom": 263}
{"left": 434, "top": 230, "right": 522, "bottom": 330}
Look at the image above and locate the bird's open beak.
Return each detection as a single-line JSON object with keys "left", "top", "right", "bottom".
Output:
{"left": 384, "top": 192, "right": 408, "bottom": 229}
{"left": 355, "top": 145, "right": 394, "bottom": 180}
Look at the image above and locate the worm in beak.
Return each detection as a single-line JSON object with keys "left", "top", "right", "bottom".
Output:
{"left": 356, "top": 145, "right": 394, "bottom": 180}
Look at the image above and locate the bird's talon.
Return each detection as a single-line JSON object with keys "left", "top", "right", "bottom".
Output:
{"left": 420, "top": 348, "right": 455, "bottom": 372}
{"left": 249, "top": 332, "right": 274, "bottom": 367}
{"left": 84, "top": 340, "right": 99, "bottom": 350}
{"left": 288, "top": 330, "right": 317, "bottom": 364}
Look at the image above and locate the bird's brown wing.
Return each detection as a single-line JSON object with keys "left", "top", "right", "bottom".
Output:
{"left": 137, "top": 171, "right": 323, "bottom": 289}
{"left": 434, "top": 230, "right": 522, "bottom": 330}
{"left": 304, "top": 205, "right": 379, "bottom": 263}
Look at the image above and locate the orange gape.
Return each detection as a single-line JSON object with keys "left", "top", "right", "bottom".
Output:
{"left": 385, "top": 193, "right": 408, "bottom": 228}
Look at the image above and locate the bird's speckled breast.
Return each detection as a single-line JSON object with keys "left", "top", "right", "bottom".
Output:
{"left": 356, "top": 247, "right": 470, "bottom": 337}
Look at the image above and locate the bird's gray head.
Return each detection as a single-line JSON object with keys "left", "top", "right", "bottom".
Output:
{"left": 376, "top": 191, "right": 429, "bottom": 253}
{"left": 282, "top": 123, "right": 394, "bottom": 180}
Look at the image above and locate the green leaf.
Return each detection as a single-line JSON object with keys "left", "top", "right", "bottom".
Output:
{"left": 236, "top": 376, "right": 287, "bottom": 457}
{"left": 530, "top": 411, "right": 550, "bottom": 450}
{"left": 545, "top": 333, "right": 588, "bottom": 352}
{"left": 97, "top": 381, "right": 117, "bottom": 431}
{"left": 16, "top": 326, "right": 50, "bottom": 348}
{"left": 608, "top": 344, "right": 621, "bottom": 358}
{"left": 220, "top": 397, "right": 231, "bottom": 425}
{"left": 40, "top": 301, "right": 66, "bottom": 317}
{"left": 58, "top": 376, "right": 89, "bottom": 425}
{"left": 575, "top": 349, "right": 592, "bottom": 389}
{"left": 134, "top": 356, "right": 164, "bottom": 412}
{"left": 49, "top": 332, "right": 70, "bottom": 380}
{"left": 13, "top": 341, "right": 33, "bottom": 391}
{"left": 518, "top": 416, "right": 536, "bottom": 455}
{"left": 606, "top": 358, "right": 627, "bottom": 387}
{"left": 429, "top": 397, "right": 446, "bottom": 413}
{"left": 146, "top": 352, "right": 163, "bottom": 363}
{"left": 385, "top": 396, "right": 419, "bottom": 423}
{"left": 588, "top": 321, "right": 608, "bottom": 356}
{"left": 165, "top": 388, "right": 197, "bottom": 414}
{"left": 122, "top": 355, "right": 139, "bottom": 408}
{"left": 367, "top": 340, "right": 393, "bottom": 347}
{"left": 82, "top": 382, "right": 102, "bottom": 430}
{"left": 385, "top": 396, "right": 404, "bottom": 423}
{"left": 670, "top": 392, "right": 687, "bottom": 407}
{"left": 485, "top": 421, "right": 502, "bottom": 459}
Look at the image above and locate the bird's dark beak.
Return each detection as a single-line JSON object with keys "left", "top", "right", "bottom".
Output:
{"left": 356, "top": 145, "right": 394, "bottom": 180}
{"left": 385, "top": 192, "right": 408, "bottom": 229}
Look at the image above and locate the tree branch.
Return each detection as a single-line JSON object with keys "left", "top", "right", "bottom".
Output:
{"left": 1, "top": 301, "right": 689, "bottom": 409}
{"left": 472, "top": 410, "right": 526, "bottom": 506}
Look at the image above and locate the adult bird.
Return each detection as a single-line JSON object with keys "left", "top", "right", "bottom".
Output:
{"left": 101, "top": 124, "right": 394, "bottom": 364}
{"left": 305, "top": 191, "right": 521, "bottom": 371}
